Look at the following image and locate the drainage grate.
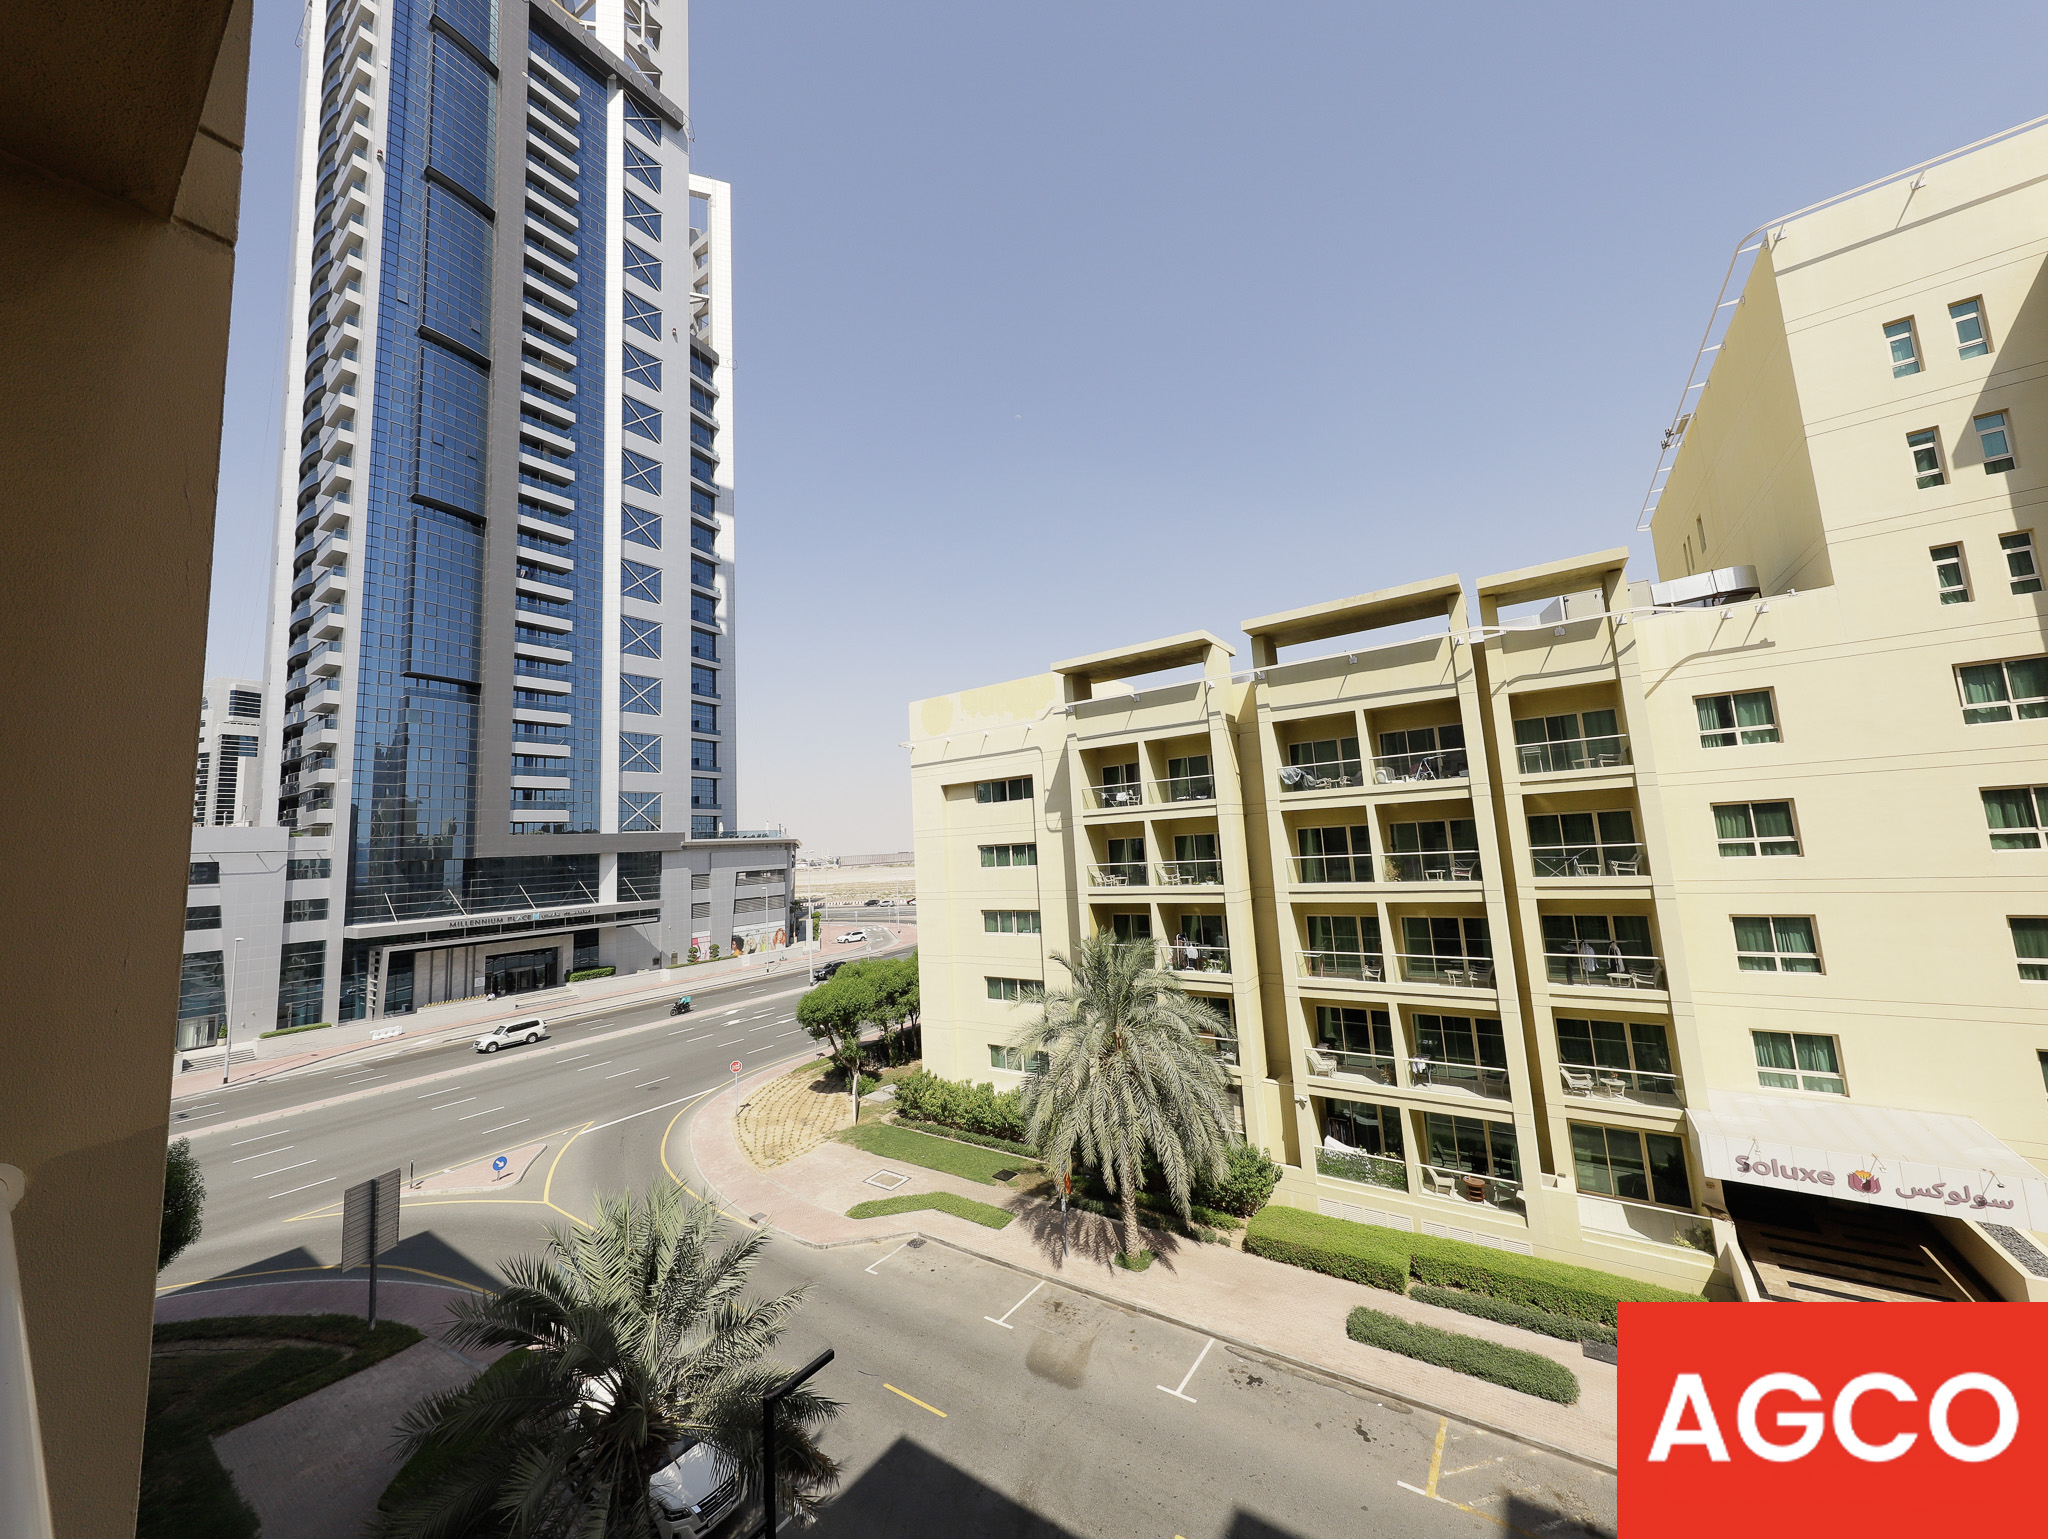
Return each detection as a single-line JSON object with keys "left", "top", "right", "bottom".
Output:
{"left": 865, "top": 1170, "right": 910, "bottom": 1191}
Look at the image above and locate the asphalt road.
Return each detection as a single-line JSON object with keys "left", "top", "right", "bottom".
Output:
{"left": 162, "top": 949, "right": 1618, "bottom": 1539}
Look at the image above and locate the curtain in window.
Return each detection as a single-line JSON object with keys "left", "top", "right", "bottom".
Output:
{"left": 1772, "top": 916, "right": 1817, "bottom": 965}
{"left": 1733, "top": 916, "right": 1776, "bottom": 956}
{"left": 2010, "top": 917, "right": 2048, "bottom": 960}
{"left": 1612, "top": 915, "right": 1653, "bottom": 954}
{"left": 1960, "top": 664, "right": 2010, "bottom": 707}
{"left": 1697, "top": 697, "right": 1731, "bottom": 733}
{"left": 1734, "top": 692, "right": 1775, "bottom": 729}
{"left": 1984, "top": 788, "right": 2039, "bottom": 847}
{"left": 1715, "top": 805, "right": 1755, "bottom": 842}
{"left": 1752, "top": 802, "right": 1796, "bottom": 842}
{"left": 2009, "top": 657, "right": 2048, "bottom": 714}
{"left": 1794, "top": 1034, "right": 1840, "bottom": 1074}
{"left": 1753, "top": 1032, "right": 1796, "bottom": 1071}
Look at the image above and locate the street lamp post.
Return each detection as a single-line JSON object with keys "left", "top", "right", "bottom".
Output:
{"left": 761, "top": 1347, "right": 833, "bottom": 1539}
{"left": 220, "top": 935, "right": 244, "bottom": 1087}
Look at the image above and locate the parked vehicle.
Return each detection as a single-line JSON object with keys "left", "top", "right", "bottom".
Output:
{"left": 669, "top": 996, "right": 693, "bottom": 1016}
{"left": 862, "top": 898, "right": 882, "bottom": 906}
{"left": 650, "top": 1436, "right": 740, "bottom": 1536}
{"left": 474, "top": 1019, "right": 546, "bottom": 1053}
{"left": 837, "top": 929, "right": 867, "bottom": 945}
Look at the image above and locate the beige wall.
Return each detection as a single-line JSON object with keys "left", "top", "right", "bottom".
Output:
{"left": 0, "top": 3, "right": 250, "bottom": 1534}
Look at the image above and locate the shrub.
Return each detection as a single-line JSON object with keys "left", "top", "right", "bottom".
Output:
{"left": 160, "top": 1138, "right": 205, "bottom": 1271}
{"left": 1409, "top": 1285, "right": 1618, "bottom": 1346}
{"left": 1346, "top": 1307, "right": 1580, "bottom": 1404}
{"left": 891, "top": 1070, "right": 1028, "bottom": 1142}
{"left": 567, "top": 966, "right": 616, "bottom": 982}
{"left": 1190, "top": 1141, "right": 1282, "bottom": 1218}
{"left": 892, "top": 1117, "right": 1038, "bottom": 1159}
{"left": 258, "top": 1021, "right": 331, "bottom": 1039}
{"left": 1244, "top": 1206, "right": 1410, "bottom": 1293}
{"left": 845, "top": 1192, "right": 1013, "bottom": 1229}
{"left": 1114, "top": 1249, "right": 1154, "bottom": 1271}
{"left": 1406, "top": 1235, "right": 1700, "bottom": 1325}
{"left": 1064, "top": 1190, "right": 1227, "bottom": 1246}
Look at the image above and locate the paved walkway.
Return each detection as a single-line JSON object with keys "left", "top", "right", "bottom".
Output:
{"left": 734, "top": 1056, "right": 856, "bottom": 1167}
{"left": 690, "top": 1061, "right": 1618, "bottom": 1471}
{"left": 156, "top": 1279, "right": 496, "bottom": 1539}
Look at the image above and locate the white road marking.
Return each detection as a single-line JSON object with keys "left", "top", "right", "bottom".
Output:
{"left": 230, "top": 1129, "right": 292, "bottom": 1146}
{"left": 605, "top": 1069, "right": 637, "bottom": 1079}
{"left": 251, "top": 1160, "right": 316, "bottom": 1181}
{"left": 718, "top": 1038, "right": 743, "bottom": 1047}
{"left": 458, "top": 1106, "right": 507, "bottom": 1120}
{"left": 581, "top": 1085, "right": 715, "bottom": 1135}
{"left": 232, "top": 1146, "right": 294, "bottom": 1164}
{"left": 267, "top": 1177, "right": 335, "bottom": 1199}
{"left": 420, "top": 1085, "right": 466, "bottom": 1097}
{"left": 559, "top": 1053, "right": 591, "bottom": 1061}
{"left": 985, "top": 1280, "right": 1045, "bottom": 1329}
{"left": 576, "top": 1061, "right": 613, "bottom": 1072}
{"left": 475, "top": 1119, "right": 530, "bottom": 1136}
{"left": 867, "top": 1241, "right": 914, "bottom": 1275}
{"left": 336, "top": 1074, "right": 388, "bottom": 1085}
{"left": 1157, "top": 1338, "right": 1214, "bottom": 1403}
{"left": 636, "top": 1078, "right": 669, "bottom": 1088}
{"left": 435, "top": 1097, "right": 477, "bottom": 1109}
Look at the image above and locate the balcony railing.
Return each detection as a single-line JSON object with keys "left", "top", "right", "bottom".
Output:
{"left": 1371, "top": 749, "right": 1470, "bottom": 784}
{"left": 1316, "top": 1146, "right": 1409, "bottom": 1191}
{"left": 1396, "top": 953, "right": 1496, "bottom": 987}
{"left": 1408, "top": 1059, "right": 1511, "bottom": 1100}
{"left": 1083, "top": 779, "right": 1146, "bottom": 810}
{"left": 1151, "top": 774, "right": 1215, "bottom": 803}
{"left": 1383, "top": 852, "right": 1481, "bottom": 883}
{"left": 1305, "top": 1045, "right": 1397, "bottom": 1086}
{"left": 1278, "top": 759, "right": 1364, "bottom": 792}
{"left": 1420, "top": 1165, "right": 1525, "bottom": 1214}
{"left": 1516, "top": 734, "right": 1632, "bottom": 776}
{"left": 1087, "top": 862, "right": 1148, "bottom": 887}
{"left": 1558, "top": 1063, "right": 1683, "bottom": 1106}
{"left": 1162, "top": 942, "right": 1230, "bottom": 974}
{"left": 1156, "top": 860, "right": 1222, "bottom": 886}
{"left": 1296, "top": 950, "right": 1384, "bottom": 982}
{"left": 1197, "top": 1031, "right": 1240, "bottom": 1065}
{"left": 1530, "top": 844, "right": 1644, "bottom": 878}
{"left": 1290, "top": 855, "right": 1375, "bottom": 884}
{"left": 1546, "top": 953, "right": 1667, "bottom": 991}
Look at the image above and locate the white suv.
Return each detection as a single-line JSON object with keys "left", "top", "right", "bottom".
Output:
{"left": 474, "top": 1019, "right": 546, "bottom": 1053}
{"left": 650, "top": 1438, "right": 740, "bottom": 1535}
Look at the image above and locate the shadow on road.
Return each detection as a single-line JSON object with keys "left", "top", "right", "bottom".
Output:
{"left": 1504, "top": 1492, "right": 1616, "bottom": 1538}
{"left": 159, "top": 1228, "right": 507, "bottom": 1296}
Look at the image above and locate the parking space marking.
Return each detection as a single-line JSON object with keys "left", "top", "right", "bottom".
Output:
{"left": 866, "top": 1241, "right": 913, "bottom": 1275}
{"left": 884, "top": 1384, "right": 947, "bottom": 1418}
{"left": 1156, "top": 1338, "right": 1214, "bottom": 1403}
{"left": 984, "top": 1280, "right": 1045, "bottom": 1329}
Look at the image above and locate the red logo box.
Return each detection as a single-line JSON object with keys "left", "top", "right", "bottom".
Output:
{"left": 1620, "top": 1302, "right": 2035, "bottom": 1537}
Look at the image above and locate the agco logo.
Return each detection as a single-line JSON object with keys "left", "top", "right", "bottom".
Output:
{"left": 1648, "top": 1371, "right": 2018, "bottom": 1463}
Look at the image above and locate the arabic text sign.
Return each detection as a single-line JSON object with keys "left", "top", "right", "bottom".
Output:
{"left": 1696, "top": 1132, "right": 2048, "bottom": 1227}
{"left": 1622, "top": 1303, "right": 2040, "bottom": 1537}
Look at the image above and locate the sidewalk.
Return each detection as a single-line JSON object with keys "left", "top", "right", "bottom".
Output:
{"left": 691, "top": 1059, "right": 1617, "bottom": 1472}
{"left": 168, "top": 933, "right": 909, "bottom": 1103}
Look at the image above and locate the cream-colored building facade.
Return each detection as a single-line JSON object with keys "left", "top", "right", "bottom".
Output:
{"left": 908, "top": 122, "right": 2048, "bottom": 1303}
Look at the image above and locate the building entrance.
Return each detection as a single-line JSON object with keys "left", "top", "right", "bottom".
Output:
{"left": 486, "top": 948, "right": 559, "bottom": 997}
{"left": 1725, "top": 1182, "right": 1993, "bottom": 1303}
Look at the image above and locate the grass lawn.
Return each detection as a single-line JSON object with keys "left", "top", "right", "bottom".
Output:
{"left": 141, "top": 1313, "right": 423, "bottom": 1539}
{"left": 838, "top": 1121, "right": 1037, "bottom": 1186}
{"left": 846, "top": 1191, "right": 1015, "bottom": 1229}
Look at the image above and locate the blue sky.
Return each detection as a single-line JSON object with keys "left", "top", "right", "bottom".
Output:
{"left": 207, "top": 1, "right": 2048, "bottom": 855}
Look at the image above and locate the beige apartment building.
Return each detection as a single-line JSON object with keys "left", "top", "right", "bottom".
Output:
{"left": 907, "top": 121, "right": 2048, "bottom": 1304}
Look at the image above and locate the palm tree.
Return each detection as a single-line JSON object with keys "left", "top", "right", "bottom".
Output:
{"left": 1014, "top": 935, "right": 1235, "bottom": 1262}
{"left": 376, "top": 1184, "right": 839, "bottom": 1538}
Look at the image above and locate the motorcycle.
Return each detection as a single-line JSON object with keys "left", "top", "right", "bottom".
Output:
{"left": 669, "top": 996, "right": 693, "bottom": 1016}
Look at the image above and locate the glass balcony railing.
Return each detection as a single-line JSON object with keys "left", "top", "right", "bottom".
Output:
{"left": 1515, "top": 734, "right": 1632, "bottom": 776}
{"left": 1530, "top": 844, "right": 1644, "bottom": 878}
{"left": 1296, "top": 950, "right": 1384, "bottom": 982}
{"left": 1371, "top": 748, "right": 1470, "bottom": 784}
{"left": 1196, "top": 1031, "right": 1240, "bottom": 1065}
{"left": 1151, "top": 775, "right": 1215, "bottom": 803}
{"left": 1085, "top": 780, "right": 1146, "bottom": 810}
{"left": 1156, "top": 860, "right": 1222, "bottom": 886}
{"left": 1408, "top": 1059, "right": 1511, "bottom": 1100}
{"left": 1087, "top": 862, "right": 1148, "bottom": 887}
{"left": 1305, "top": 1045, "right": 1397, "bottom": 1086}
{"left": 1290, "top": 854, "right": 1374, "bottom": 884}
{"left": 1278, "top": 759, "right": 1364, "bottom": 792}
{"left": 1396, "top": 953, "right": 1496, "bottom": 987}
{"left": 1161, "top": 942, "right": 1230, "bottom": 975}
{"left": 1558, "top": 1063, "right": 1683, "bottom": 1106}
{"left": 1420, "top": 1165, "right": 1525, "bottom": 1214}
{"left": 1546, "top": 952, "right": 1666, "bottom": 990}
{"left": 1316, "top": 1147, "right": 1409, "bottom": 1191}
{"left": 1383, "top": 852, "right": 1481, "bottom": 883}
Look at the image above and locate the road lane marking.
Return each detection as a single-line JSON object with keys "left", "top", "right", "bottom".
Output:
{"left": 230, "top": 1129, "right": 292, "bottom": 1146}
{"left": 420, "top": 1086, "right": 467, "bottom": 1097}
{"left": 588, "top": 1086, "right": 714, "bottom": 1136}
{"left": 575, "top": 1061, "right": 613, "bottom": 1072}
{"left": 267, "top": 1178, "right": 337, "bottom": 1199}
{"left": 867, "top": 1241, "right": 913, "bottom": 1275}
{"left": 458, "top": 1106, "right": 507, "bottom": 1120}
{"left": 985, "top": 1280, "right": 1045, "bottom": 1329}
{"left": 559, "top": 1054, "right": 591, "bottom": 1062}
{"left": 336, "top": 1074, "right": 387, "bottom": 1085}
{"left": 1157, "top": 1338, "right": 1214, "bottom": 1403}
{"left": 476, "top": 1119, "right": 530, "bottom": 1136}
{"left": 718, "top": 1038, "right": 743, "bottom": 1047}
{"left": 636, "top": 1078, "right": 669, "bottom": 1088}
{"left": 884, "top": 1384, "right": 947, "bottom": 1418}
{"left": 251, "top": 1160, "right": 317, "bottom": 1180}
{"left": 604, "top": 1069, "right": 637, "bottom": 1079}
{"left": 232, "top": 1146, "right": 295, "bottom": 1164}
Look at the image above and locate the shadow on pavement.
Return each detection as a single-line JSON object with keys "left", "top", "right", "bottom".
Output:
{"left": 160, "top": 1229, "right": 507, "bottom": 1296}
{"left": 809, "top": 1435, "right": 1082, "bottom": 1538}
{"left": 1220, "top": 1512, "right": 1311, "bottom": 1538}
{"left": 1010, "top": 1197, "right": 1191, "bottom": 1274}
{"left": 1504, "top": 1492, "right": 1616, "bottom": 1538}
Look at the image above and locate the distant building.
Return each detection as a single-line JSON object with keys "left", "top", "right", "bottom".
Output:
{"left": 193, "top": 676, "right": 265, "bottom": 826}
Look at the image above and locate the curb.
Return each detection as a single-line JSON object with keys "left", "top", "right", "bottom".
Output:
{"left": 683, "top": 1102, "right": 1618, "bottom": 1476}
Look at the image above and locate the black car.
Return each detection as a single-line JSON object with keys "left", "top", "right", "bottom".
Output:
{"left": 811, "top": 959, "right": 847, "bottom": 983}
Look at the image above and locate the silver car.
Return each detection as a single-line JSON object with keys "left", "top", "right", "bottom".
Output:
{"left": 473, "top": 1018, "right": 546, "bottom": 1053}
{"left": 650, "top": 1438, "right": 741, "bottom": 1536}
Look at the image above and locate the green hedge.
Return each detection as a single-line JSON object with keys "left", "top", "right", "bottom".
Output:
{"left": 1244, "top": 1206, "right": 1410, "bottom": 1293}
{"left": 892, "top": 1118, "right": 1038, "bottom": 1158}
{"left": 1410, "top": 1285, "right": 1618, "bottom": 1346}
{"left": 566, "top": 966, "right": 616, "bottom": 982}
{"left": 846, "top": 1192, "right": 1013, "bottom": 1229}
{"left": 258, "top": 1022, "right": 331, "bottom": 1039}
{"left": 890, "top": 1070, "right": 1028, "bottom": 1141}
{"left": 1407, "top": 1234, "right": 1697, "bottom": 1325}
{"left": 1346, "top": 1307, "right": 1580, "bottom": 1404}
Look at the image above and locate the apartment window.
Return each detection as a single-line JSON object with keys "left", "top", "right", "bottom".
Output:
{"left": 1696, "top": 690, "right": 1778, "bottom": 748}
{"left": 624, "top": 141, "right": 661, "bottom": 191}
{"left": 622, "top": 560, "right": 662, "bottom": 604}
{"left": 621, "top": 732, "right": 661, "bottom": 773}
{"left": 1714, "top": 801, "right": 1800, "bottom": 858}
{"left": 1957, "top": 655, "right": 2048, "bottom": 722}
{"left": 983, "top": 910, "right": 1041, "bottom": 934}
{"left": 618, "top": 851, "right": 662, "bottom": 903}
{"left": 1108, "top": 912, "right": 1153, "bottom": 943}
{"left": 690, "top": 741, "right": 718, "bottom": 771}
{"left": 624, "top": 94, "right": 662, "bottom": 144}
{"left": 1733, "top": 916, "right": 1821, "bottom": 973}
{"left": 1386, "top": 817, "right": 1480, "bottom": 881}
{"left": 1882, "top": 318, "right": 1921, "bottom": 377}
{"left": 1315, "top": 1005, "right": 1393, "bottom": 1063}
{"left": 985, "top": 978, "right": 1044, "bottom": 1003}
{"left": 622, "top": 448, "right": 662, "bottom": 494}
{"left": 690, "top": 556, "right": 717, "bottom": 589}
{"left": 621, "top": 673, "right": 661, "bottom": 715}
{"left": 1526, "top": 810, "right": 1640, "bottom": 876}
{"left": 1295, "top": 824, "right": 1373, "bottom": 882}
{"left": 623, "top": 292, "right": 662, "bottom": 341}
{"left": 185, "top": 905, "right": 222, "bottom": 931}
{"left": 1164, "top": 754, "right": 1213, "bottom": 801}
{"left": 1413, "top": 1014, "right": 1508, "bottom": 1095}
{"left": 276, "top": 940, "right": 326, "bottom": 1029}
{"left": 989, "top": 1044, "right": 1049, "bottom": 1072}
{"left": 974, "top": 776, "right": 1032, "bottom": 805}
{"left": 690, "top": 777, "right": 719, "bottom": 808}
{"left": 623, "top": 189, "right": 660, "bottom": 241}
{"left": 2002, "top": 531, "right": 2043, "bottom": 594}
{"left": 1512, "top": 710, "right": 1622, "bottom": 774}
{"left": 286, "top": 858, "right": 330, "bottom": 881}
{"left": 623, "top": 504, "right": 661, "bottom": 550}
{"left": 622, "top": 348, "right": 662, "bottom": 397}
{"left": 622, "top": 792, "right": 662, "bottom": 832}
{"left": 1376, "top": 723, "right": 1467, "bottom": 779}
{"left": 1540, "top": 915, "right": 1656, "bottom": 985}
{"left": 1984, "top": 787, "right": 2048, "bottom": 849}
{"left": 980, "top": 843, "right": 1038, "bottom": 867}
{"left": 1571, "top": 1124, "right": 1691, "bottom": 1208}
{"left": 621, "top": 616, "right": 661, "bottom": 659}
{"left": 1931, "top": 543, "right": 1971, "bottom": 604}
{"left": 690, "top": 666, "right": 719, "bottom": 698}
{"left": 1286, "top": 735, "right": 1361, "bottom": 783}
{"left": 1975, "top": 411, "right": 2016, "bottom": 474}
{"left": 2011, "top": 918, "right": 2048, "bottom": 981}
{"left": 691, "top": 700, "right": 717, "bottom": 733}
{"left": 284, "top": 898, "right": 329, "bottom": 923}
{"left": 690, "top": 592, "right": 717, "bottom": 626}
{"left": 1907, "top": 428, "right": 1946, "bottom": 488}
{"left": 623, "top": 396, "right": 661, "bottom": 443}
{"left": 623, "top": 240, "right": 661, "bottom": 290}
{"left": 1421, "top": 1113, "right": 1519, "bottom": 1184}
{"left": 1951, "top": 297, "right": 1990, "bottom": 359}
{"left": 188, "top": 861, "right": 221, "bottom": 886}
{"left": 1753, "top": 1031, "right": 1845, "bottom": 1095}
{"left": 1097, "top": 832, "right": 1144, "bottom": 884}
{"left": 1324, "top": 1097, "right": 1404, "bottom": 1161}
{"left": 1556, "top": 1017, "right": 1675, "bottom": 1096}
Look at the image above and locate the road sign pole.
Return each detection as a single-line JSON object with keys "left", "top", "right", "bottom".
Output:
{"left": 366, "top": 1177, "right": 378, "bottom": 1328}
{"left": 730, "top": 1060, "right": 743, "bottom": 1121}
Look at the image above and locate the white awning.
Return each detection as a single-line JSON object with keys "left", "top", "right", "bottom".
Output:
{"left": 1688, "top": 1091, "right": 2048, "bottom": 1232}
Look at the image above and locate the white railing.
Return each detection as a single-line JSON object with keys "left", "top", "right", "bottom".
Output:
{"left": 1161, "top": 942, "right": 1231, "bottom": 974}
{"left": 1086, "top": 863, "right": 1148, "bottom": 887}
{"left": 1396, "top": 953, "right": 1496, "bottom": 987}
{"left": 1156, "top": 860, "right": 1222, "bottom": 886}
{"left": 1578, "top": 1193, "right": 1712, "bottom": 1251}
{"left": 1198, "top": 1031, "right": 1240, "bottom": 1065}
{"left": 1290, "top": 855, "right": 1375, "bottom": 884}
{"left": 1305, "top": 1046, "right": 1397, "bottom": 1085}
{"left": 1150, "top": 775, "right": 1216, "bottom": 803}
{"left": 1371, "top": 749, "right": 1470, "bottom": 784}
{"left": 1383, "top": 852, "right": 1482, "bottom": 883}
{"left": 1277, "top": 759, "right": 1364, "bottom": 792}
{"left": 0, "top": 1165, "right": 55, "bottom": 1539}
{"left": 1546, "top": 953, "right": 1666, "bottom": 990}
{"left": 1514, "top": 734, "right": 1632, "bottom": 775}
{"left": 1419, "top": 1164, "right": 1526, "bottom": 1214}
{"left": 1316, "top": 1145, "right": 1410, "bottom": 1191}
{"left": 1408, "top": 1059, "right": 1512, "bottom": 1100}
{"left": 1084, "top": 780, "right": 1146, "bottom": 810}
{"left": 1558, "top": 1063, "right": 1683, "bottom": 1105}
{"left": 1529, "top": 844, "right": 1644, "bottom": 878}
{"left": 1296, "top": 950, "right": 1383, "bottom": 982}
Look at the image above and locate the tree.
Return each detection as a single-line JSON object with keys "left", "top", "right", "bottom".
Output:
{"left": 376, "top": 1185, "right": 839, "bottom": 1538}
{"left": 796, "top": 969, "right": 876, "bottom": 1095}
{"left": 160, "top": 1137, "right": 205, "bottom": 1271}
{"left": 1013, "top": 936, "right": 1234, "bottom": 1262}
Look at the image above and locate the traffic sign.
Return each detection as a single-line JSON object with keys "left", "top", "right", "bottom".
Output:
{"left": 730, "top": 1060, "right": 742, "bottom": 1073}
{"left": 340, "top": 1168, "right": 401, "bottom": 1327}
{"left": 492, "top": 1155, "right": 508, "bottom": 1173}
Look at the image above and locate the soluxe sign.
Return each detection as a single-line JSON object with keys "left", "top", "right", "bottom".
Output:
{"left": 1622, "top": 1304, "right": 2039, "bottom": 1535}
